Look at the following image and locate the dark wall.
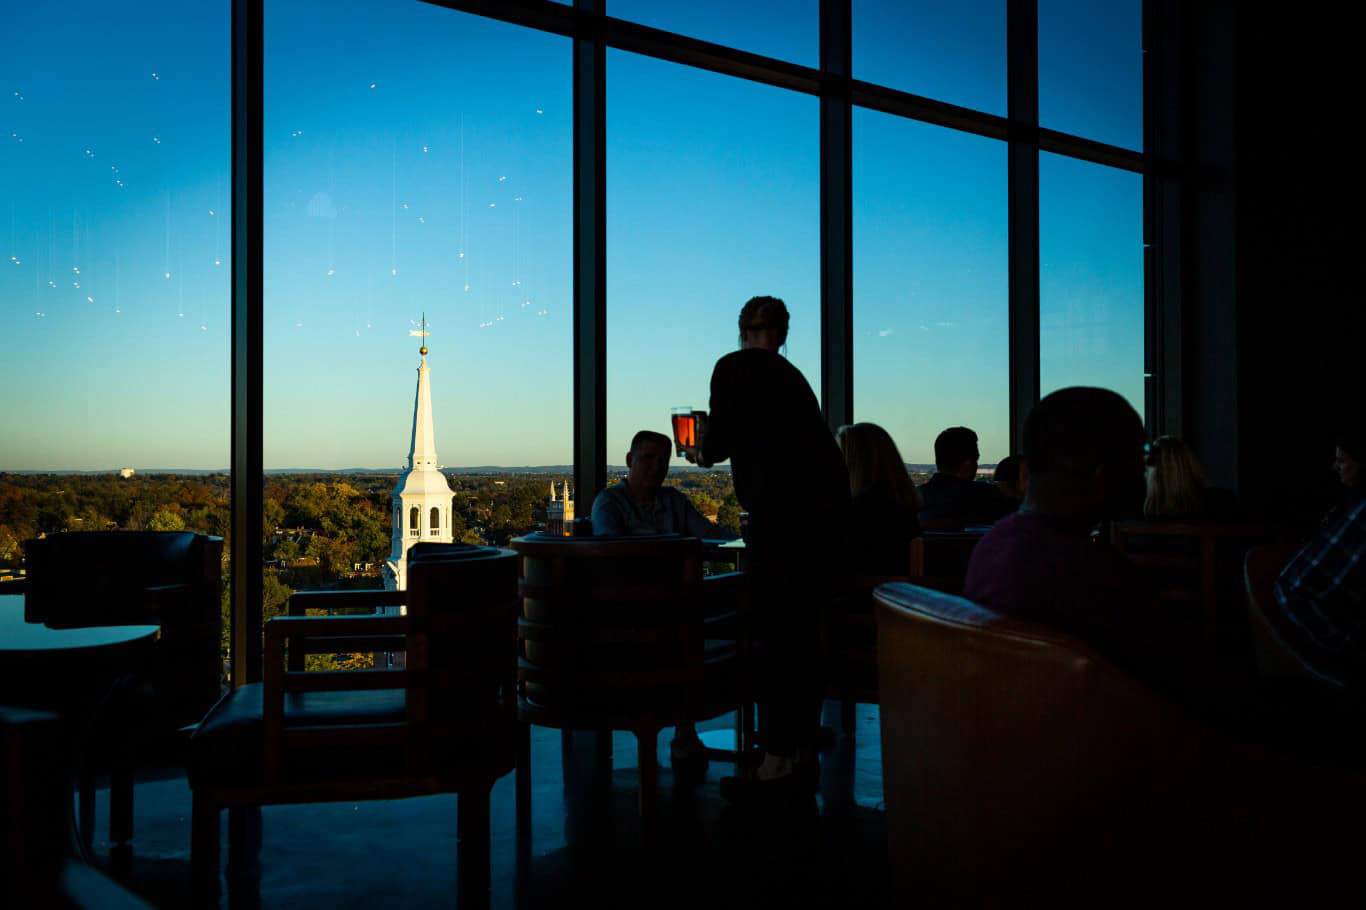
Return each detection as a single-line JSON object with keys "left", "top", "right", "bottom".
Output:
{"left": 1183, "top": 2, "right": 1364, "bottom": 520}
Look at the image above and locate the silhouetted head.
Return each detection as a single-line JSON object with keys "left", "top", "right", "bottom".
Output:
{"left": 1336, "top": 431, "right": 1365, "bottom": 490}
{"left": 1144, "top": 436, "right": 1208, "bottom": 518}
{"left": 626, "top": 430, "right": 672, "bottom": 494}
{"left": 738, "top": 296, "right": 789, "bottom": 353}
{"left": 1023, "top": 388, "right": 1146, "bottom": 525}
{"left": 993, "top": 454, "right": 1025, "bottom": 501}
{"left": 934, "top": 427, "right": 980, "bottom": 481}
{"left": 837, "top": 422, "right": 922, "bottom": 512}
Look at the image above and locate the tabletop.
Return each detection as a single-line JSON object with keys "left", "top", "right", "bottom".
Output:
{"left": 0, "top": 595, "right": 159, "bottom": 657}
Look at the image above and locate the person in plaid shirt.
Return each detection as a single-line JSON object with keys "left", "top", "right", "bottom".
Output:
{"left": 1273, "top": 433, "right": 1366, "bottom": 684}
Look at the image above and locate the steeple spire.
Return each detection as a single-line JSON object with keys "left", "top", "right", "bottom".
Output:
{"left": 407, "top": 315, "right": 437, "bottom": 471}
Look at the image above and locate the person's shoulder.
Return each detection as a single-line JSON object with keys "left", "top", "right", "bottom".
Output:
{"left": 592, "top": 482, "right": 630, "bottom": 510}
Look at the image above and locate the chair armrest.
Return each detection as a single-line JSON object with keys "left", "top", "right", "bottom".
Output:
{"left": 265, "top": 614, "right": 412, "bottom": 639}
{"left": 288, "top": 589, "right": 407, "bottom": 617}
{"left": 0, "top": 577, "right": 28, "bottom": 595}
{"left": 143, "top": 583, "right": 194, "bottom": 610}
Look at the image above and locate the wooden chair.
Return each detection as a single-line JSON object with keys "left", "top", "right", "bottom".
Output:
{"left": 510, "top": 534, "right": 750, "bottom": 829}
{"left": 1111, "top": 521, "right": 1286, "bottom": 643}
{"left": 188, "top": 545, "right": 519, "bottom": 906}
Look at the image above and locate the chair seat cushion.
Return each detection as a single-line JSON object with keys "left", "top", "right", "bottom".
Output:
{"left": 189, "top": 683, "right": 407, "bottom": 781}
{"left": 189, "top": 684, "right": 514, "bottom": 789}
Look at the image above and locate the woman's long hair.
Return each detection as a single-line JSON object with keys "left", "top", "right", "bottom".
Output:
{"left": 1144, "top": 436, "right": 1207, "bottom": 518}
{"left": 837, "top": 422, "right": 922, "bottom": 512}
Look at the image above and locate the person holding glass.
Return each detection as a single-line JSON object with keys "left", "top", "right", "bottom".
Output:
{"left": 683, "top": 295, "right": 850, "bottom": 803}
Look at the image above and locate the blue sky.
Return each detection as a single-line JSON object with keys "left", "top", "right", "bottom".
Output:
{"left": 0, "top": 0, "right": 1141, "bottom": 471}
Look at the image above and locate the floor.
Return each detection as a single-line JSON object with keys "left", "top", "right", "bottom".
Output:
{"left": 88, "top": 703, "right": 890, "bottom": 909}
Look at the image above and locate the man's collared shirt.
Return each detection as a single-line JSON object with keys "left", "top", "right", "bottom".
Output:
{"left": 590, "top": 481, "right": 719, "bottom": 538}
{"left": 1274, "top": 494, "right": 1366, "bottom": 682}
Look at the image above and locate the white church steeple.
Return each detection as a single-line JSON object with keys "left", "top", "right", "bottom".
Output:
{"left": 383, "top": 315, "right": 456, "bottom": 592}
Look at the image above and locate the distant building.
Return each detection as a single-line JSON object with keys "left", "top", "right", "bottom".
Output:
{"left": 119, "top": 468, "right": 135, "bottom": 478}
{"left": 546, "top": 481, "right": 574, "bottom": 536}
{"left": 382, "top": 338, "right": 455, "bottom": 593}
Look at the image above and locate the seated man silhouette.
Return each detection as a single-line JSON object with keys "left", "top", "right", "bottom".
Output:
{"left": 591, "top": 429, "right": 729, "bottom": 781}
{"left": 1270, "top": 431, "right": 1366, "bottom": 685}
{"left": 592, "top": 430, "right": 727, "bottom": 539}
{"left": 918, "top": 426, "right": 1016, "bottom": 530}
{"left": 964, "top": 389, "right": 1190, "bottom": 677}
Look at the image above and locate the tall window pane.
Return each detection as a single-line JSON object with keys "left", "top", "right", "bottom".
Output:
{"left": 607, "top": 52, "right": 819, "bottom": 532}
{"left": 0, "top": 2, "right": 229, "bottom": 585}
{"left": 610, "top": 0, "right": 818, "bottom": 65}
{"left": 1039, "top": 0, "right": 1142, "bottom": 150}
{"left": 853, "top": 0, "right": 1006, "bottom": 115}
{"left": 264, "top": 4, "right": 571, "bottom": 619}
{"left": 1039, "top": 153, "right": 1144, "bottom": 419}
{"left": 853, "top": 110, "right": 1010, "bottom": 469}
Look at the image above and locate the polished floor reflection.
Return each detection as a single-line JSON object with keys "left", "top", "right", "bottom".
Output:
{"left": 89, "top": 703, "right": 888, "bottom": 908}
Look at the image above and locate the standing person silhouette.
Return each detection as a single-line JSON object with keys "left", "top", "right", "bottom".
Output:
{"left": 683, "top": 295, "right": 850, "bottom": 802}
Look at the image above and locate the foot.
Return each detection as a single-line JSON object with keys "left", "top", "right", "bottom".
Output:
{"left": 669, "top": 730, "right": 710, "bottom": 784}
{"left": 719, "top": 751, "right": 818, "bottom": 805}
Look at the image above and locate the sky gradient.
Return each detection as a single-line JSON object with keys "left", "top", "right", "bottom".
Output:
{"left": 0, "top": 0, "right": 1142, "bottom": 471}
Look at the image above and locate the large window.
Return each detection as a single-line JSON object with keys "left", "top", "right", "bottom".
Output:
{"left": 212, "top": 1, "right": 1158, "bottom": 678}
{"left": 261, "top": 3, "right": 571, "bottom": 612}
{"left": 1039, "top": 153, "right": 1145, "bottom": 418}
{"left": 606, "top": 52, "right": 819, "bottom": 527}
{"left": 853, "top": 110, "right": 1009, "bottom": 467}
{"left": 0, "top": 1, "right": 229, "bottom": 585}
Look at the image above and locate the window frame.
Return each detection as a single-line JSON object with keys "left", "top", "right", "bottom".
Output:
{"left": 228, "top": 0, "right": 1177, "bottom": 685}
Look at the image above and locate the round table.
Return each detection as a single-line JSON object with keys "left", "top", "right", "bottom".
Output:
{"left": 0, "top": 594, "right": 160, "bottom": 666}
{"left": 0, "top": 593, "right": 160, "bottom": 859}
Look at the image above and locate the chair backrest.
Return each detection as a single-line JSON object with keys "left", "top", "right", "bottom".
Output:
{"left": 511, "top": 534, "right": 705, "bottom": 711}
{"left": 873, "top": 582, "right": 1209, "bottom": 900}
{"left": 1113, "top": 520, "right": 1285, "bottom": 639}
{"left": 24, "top": 531, "right": 220, "bottom": 625}
{"left": 917, "top": 531, "right": 984, "bottom": 595}
{"left": 404, "top": 545, "right": 520, "bottom": 729}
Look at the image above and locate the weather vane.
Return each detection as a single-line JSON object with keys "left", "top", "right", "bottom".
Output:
{"left": 409, "top": 311, "right": 430, "bottom": 355}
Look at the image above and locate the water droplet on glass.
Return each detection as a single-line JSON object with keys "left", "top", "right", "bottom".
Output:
{"left": 72, "top": 266, "right": 80, "bottom": 274}
{"left": 463, "top": 284, "right": 470, "bottom": 292}
{"left": 296, "top": 320, "right": 303, "bottom": 328}
{"left": 417, "top": 216, "right": 424, "bottom": 224}
{"left": 498, "top": 176, "right": 506, "bottom": 182}
{"left": 152, "top": 136, "right": 161, "bottom": 144}
{"left": 151, "top": 72, "right": 159, "bottom": 80}
{"left": 47, "top": 280, "right": 55, "bottom": 288}
{"left": 400, "top": 202, "right": 409, "bottom": 209}
{"left": 200, "top": 324, "right": 207, "bottom": 332}
{"left": 488, "top": 202, "right": 495, "bottom": 208}
{"left": 514, "top": 196, "right": 523, "bottom": 202}
{"left": 290, "top": 130, "right": 303, "bottom": 138}
{"left": 421, "top": 145, "right": 430, "bottom": 154}
{"left": 207, "top": 209, "right": 215, "bottom": 216}
{"left": 86, "top": 295, "right": 94, "bottom": 303}
{"left": 390, "top": 267, "right": 398, "bottom": 277}
{"left": 535, "top": 108, "right": 543, "bottom": 115}
{"left": 84, "top": 148, "right": 94, "bottom": 158}
{"left": 164, "top": 271, "right": 172, "bottom": 280}
{"left": 326, "top": 267, "right": 335, "bottom": 276}
{"left": 369, "top": 82, "right": 377, "bottom": 90}
{"left": 72, "top": 281, "right": 80, "bottom": 288}
{"left": 214, "top": 259, "right": 222, "bottom": 267}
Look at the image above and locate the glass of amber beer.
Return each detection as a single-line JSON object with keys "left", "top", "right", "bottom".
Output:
{"left": 671, "top": 407, "right": 697, "bottom": 456}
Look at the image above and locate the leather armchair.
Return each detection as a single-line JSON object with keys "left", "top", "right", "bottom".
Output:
{"left": 23, "top": 531, "right": 224, "bottom": 726}
{"left": 872, "top": 582, "right": 1305, "bottom": 903}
